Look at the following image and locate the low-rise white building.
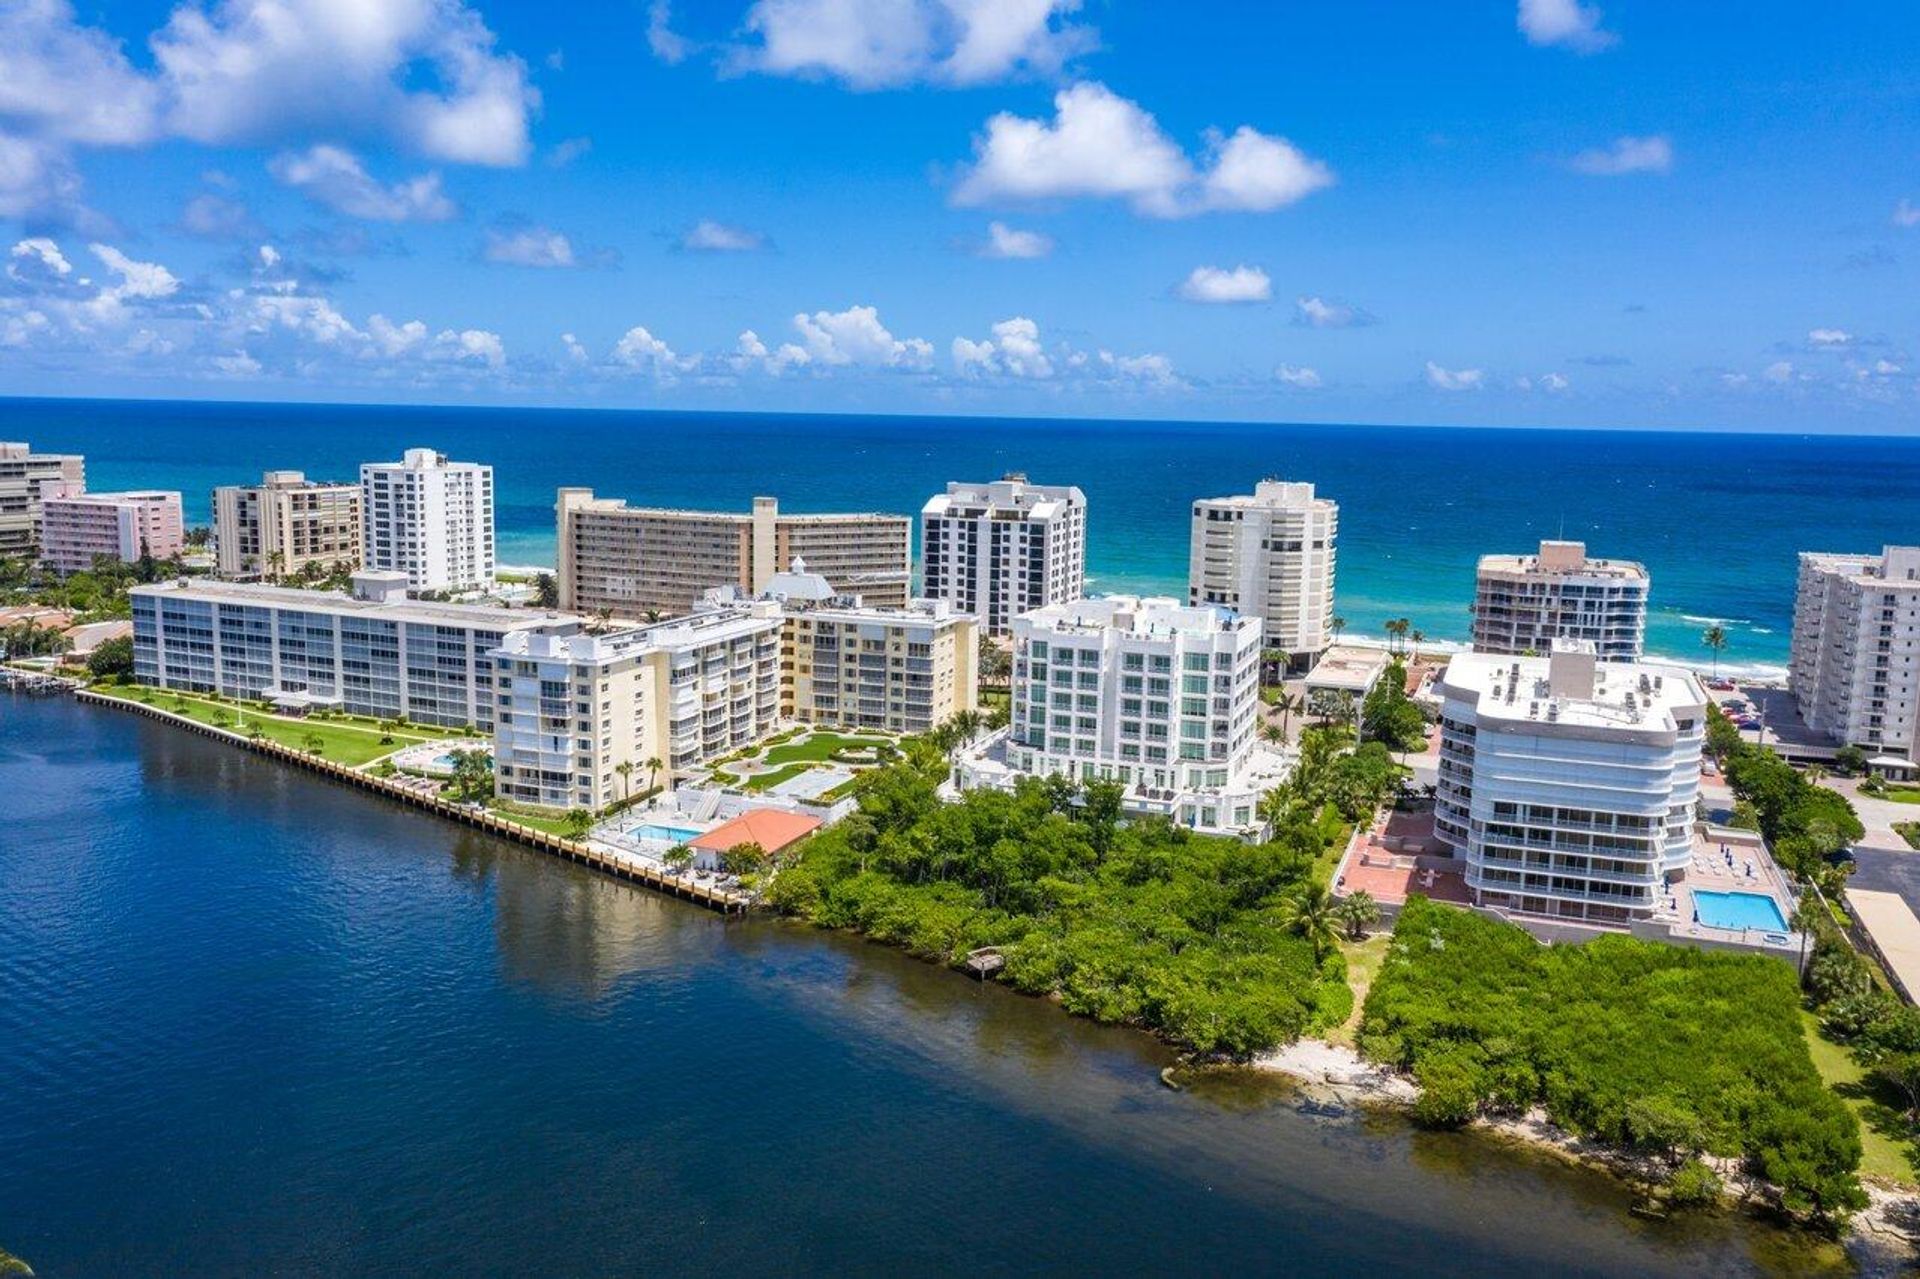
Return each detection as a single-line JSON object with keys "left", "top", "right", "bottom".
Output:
{"left": 1433, "top": 641, "right": 1707, "bottom": 925}
{"left": 1790, "top": 545, "right": 1920, "bottom": 762}
{"left": 955, "top": 595, "right": 1285, "bottom": 836}
{"left": 1471, "top": 539, "right": 1649, "bottom": 659}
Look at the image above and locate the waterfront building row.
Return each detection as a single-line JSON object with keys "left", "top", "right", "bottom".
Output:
{"left": 1470, "top": 539, "right": 1650, "bottom": 660}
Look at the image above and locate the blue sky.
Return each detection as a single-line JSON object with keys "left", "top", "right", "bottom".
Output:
{"left": 0, "top": 0, "right": 1916, "bottom": 431}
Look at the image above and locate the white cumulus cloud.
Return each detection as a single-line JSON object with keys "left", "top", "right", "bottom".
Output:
{"left": 1807, "top": 327, "right": 1852, "bottom": 347}
{"left": 1275, "top": 363, "right": 1321, "bottom": 389}
{"left": 732, "top": 0, "right": 1092, "bottom": 89}
{"left": 979, "top": 220, "right": 1052, "bottom": 259}
{"left": 269, "top": 145, "right": 456, "bottom": 222}
{"left": 1294, "top": 295, "right": 1373, "bottom": 328}
{"left": 1517, "top": 0, "right": 1616, "bottom": 53}
{"left": 1568, "top": 135, "right": 1673, "bottom": 176}
{"left": 952, "top": 82, "right": 1331, "bottom": 219}
{"left": 792, "top": 304, "right": 933, "bottom": 369}
{"left": 1179, "top": 264, "right": 1271, "bottom": 304}
{"left": 952, "top": 316, "right": 1053, "bottom": 378}
{"left": 1425, "top": 361, "right": 1484, "bottom": 392}
{"left": 483, "top": 226, "right": 576, "bottom": 268}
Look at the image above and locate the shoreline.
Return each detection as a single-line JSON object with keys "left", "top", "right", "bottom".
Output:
{"left": 1249, "top": 1037, "right": 1920, "bottom": 1264}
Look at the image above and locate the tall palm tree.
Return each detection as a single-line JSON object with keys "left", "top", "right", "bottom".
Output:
{"left": 1261, "top": 721, "right": 1285, "bottom": 746}
{"left": 1331, "top": 616, "right": 1347, "bottom": 645}
{"left": 615, "top": 760, "right": 634, "bottom": 801}
{"left": 1701, "top": 624, "right": 1728, "bottom": 676}
{"left": 1409, "top": 629, "right": 1425, "bottom": 663}
{"left": 645, "top": 756, "right": 663, "bottom": 791}
{"left": 1273, "top": 689, "right": 1300, "bottom": 738}
{"left": 1279, "top": 882, "right": 1340, "bottom": 961}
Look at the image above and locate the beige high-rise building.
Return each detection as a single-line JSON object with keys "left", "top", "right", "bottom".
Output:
{"left": 213, "top": 470, "right": 363, "bottom": 580}
{"left": 1790, "top": 546, "right": 1920, "bottom": 761}
{"left": 770, "top": 566, "right": 977, "bottom": 735}
{"left": 1471, "top": 540, "right": 1649, "bottom": 660}
{"left": 1188, "top": 479, "right": 1338, "bottom": 671}
{"left": 0, "top": 441, "right": 85, "bottom": 561}
{"left": 556, "top": 488, "right": 911, "bottom": 619}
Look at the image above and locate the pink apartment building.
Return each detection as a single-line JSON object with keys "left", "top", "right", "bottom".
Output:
{"left": 40, "top": 483, "right": 185, "bottom": 575}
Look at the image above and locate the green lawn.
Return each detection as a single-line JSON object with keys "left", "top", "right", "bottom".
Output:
{"left": 1896, "top": 822, "right": 1920, "bottom": 851}
{"left": 93, "top": 685, "right": 463, "bottom": 767}
{"left": 744, "top": 761, "right": 814, "bottom": 792}
{"left": 1880, "top": 787, "right": 1920, "bottom": 805}
{"left": 486, "top": 800, "right": 581, "bottom": 837}
{"left": 1801, "top": 1009, "right": 1920, "bottom": 1186}
{"left": 761, "top": 732, "right": 889, "bottom": 766}
{"left": 1327, "top": 932, "right": 1391, "bottom": 1048}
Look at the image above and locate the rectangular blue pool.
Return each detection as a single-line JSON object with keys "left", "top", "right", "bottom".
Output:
{"left": 1694, "top": 890, "right": 1789, "bottom": 932}
{"left": 629, "top": 823, "right": 702, "bottom": 844}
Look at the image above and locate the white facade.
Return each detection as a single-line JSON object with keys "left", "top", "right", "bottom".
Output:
{"left": 131, "top": 573, "right": 563, "bottom": 729}
{"left": 1471, "top": 539, "right": 1649, "bottom": 659}
{"left": 1188, "top": 479, "right": 1338, "bottom": 668}
{"left": 360, "top": 448, "right": 495, "bottom": 592}
{"left": 956, "top": 595, "right": 1285, "bottom": 836}
{"left": 921, "top": 475, "right": 1086, "bottom": 634}
{"left": 1434, "top": 642, "right": 1706, "bottom": 924}
{"left": 1790, "top": 546, "right": 1920, "bottom": 760}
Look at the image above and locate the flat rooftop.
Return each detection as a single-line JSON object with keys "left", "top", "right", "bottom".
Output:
{"left": 1439, "top": 649, "right": 1704, "bottom": 731}
{"left": 133, "top": 578, "right": 573, "bottom": 631}
{"left": 1850, "top": 890, "right": 1920, "bottom": 1002}
{"left": 1021, "top": 595, "right": 1250, "bottom": 640}
{"left": 1305, "top": 644, "right": 1392, "bottom": 693}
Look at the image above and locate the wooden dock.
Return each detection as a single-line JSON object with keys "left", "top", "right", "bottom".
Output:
{"left": 73, "top": 689, "right": 751, "bottom": 914}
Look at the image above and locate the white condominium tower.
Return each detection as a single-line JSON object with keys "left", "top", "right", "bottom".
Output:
{"left": 360, "top": 448, "right": 495, "bottom": 592}
{"left": 556, "top": 489, "right": 911, "bottom": 619}
{"left": 956, "top": 595, "right": 1277, "bottom": 835}
{"left": 1472, "top": 539, "right": 1649, "bottom": 660}
{"left": 1187, "top": 479, "right": 1337, "bottom": 671}
{"left": 0, "top": 441, "right": 85, "bottom": 560}
{"left": 1434, "top": 641, "right": 1706, "bottom": 925}
{"left": 920, "top": 474, "right": 1087, "bottom": 634}
{"left": 213, "top": 470, "right": 363, "bottom": 580}
{"left": 1790, "top": 546, "right": 1920, "bottom": 761}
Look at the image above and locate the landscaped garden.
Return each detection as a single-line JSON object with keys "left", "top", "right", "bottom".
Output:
{"left": 699, "top": 728, "right": 899, "bottom": 794}
{"left": 90, "top": 682, "right": 470, "bottom": 767}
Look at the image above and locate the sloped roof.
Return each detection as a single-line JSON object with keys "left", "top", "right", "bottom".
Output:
{"left": 690, "top": 807, "right": 822, "bottom": 854}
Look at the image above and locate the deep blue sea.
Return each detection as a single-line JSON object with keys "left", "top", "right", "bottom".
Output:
{"left": 0, "top": 693, "right": 1851, "bottom": 1275}
{"left": 11, "top": 396, "right": 1920, "bottom": 672}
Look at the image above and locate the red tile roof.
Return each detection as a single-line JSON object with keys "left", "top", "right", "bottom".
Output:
{"left": 690, "top": 808, "right": 823, "bottom": 855}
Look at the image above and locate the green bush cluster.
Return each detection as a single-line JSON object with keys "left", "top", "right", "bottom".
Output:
{"left": 1359, "top": 897, "right": 1865, "bottom": 1224}
{"left": 771, "top": 752, "right": 1353, "bottom": 1058}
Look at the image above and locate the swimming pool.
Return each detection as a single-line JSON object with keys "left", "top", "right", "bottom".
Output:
{"left": 1694, "top": 890, "right": 1789, "bottom": 932}
{"left": 629, "top": 823, "right": 702, "bottom": 844}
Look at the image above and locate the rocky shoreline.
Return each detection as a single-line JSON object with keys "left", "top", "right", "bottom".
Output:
{"left": 1250, "top": 1037, "right": 1920, "bottom": 1272}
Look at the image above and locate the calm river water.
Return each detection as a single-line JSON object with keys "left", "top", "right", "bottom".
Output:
{"left": 0, "top": 694, "right": 1852, "bottom": 1275}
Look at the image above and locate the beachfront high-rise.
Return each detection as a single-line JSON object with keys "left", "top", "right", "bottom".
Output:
{"left": 1433, "top": 641, "right": 1706, "bottom": 924}
{"left": 39, "top": 485, "right": 184, "bottom": 574}
{"left": 555, "top": 488, "right": 911, "bottom": 619}
{"left": 954, "top": 595, "right": 1285, "bottom": 836}
{"left": 1471, "top": 540, "right": 1649, "bottom": 659}
{"left": 214, "top": 471, "right": 362, "bottom": 580}
{"left": 1187, "top": 479, "right": 1338, "bottom": 671}
{"left": 360, "top": 448, "right": 495, "bottom": 593}
{"left": 1789, "top": 546, "right": 1920, "bottom": 761}
{"left": 0, "top": 441, "right": 85, "bottom": 561}
{"left": 920, "top": 475, "right": 1086, "bottom": 635}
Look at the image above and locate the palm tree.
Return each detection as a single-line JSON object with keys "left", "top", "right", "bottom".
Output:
{"left": 563, "top": 809, "right": 594, "bottom": 840}
{"left": 615, "top": 760, "right": 634, "bottom": 801}
{"left": 1279, "top": 882, "right": 1339, "bottom": 961}
{"left": 664, "top": 843, "right": 696, "bottom": 873}
{"left": 1331, "top": 616, "right": 1347, "bottom": 645}
{"left": 1335, "top": 891, "right": 1381, "bottom": 942}
{"left": 645, "top": 756, "right": 663, "bottom": 791}
{"left": 1409, "top": 629, "right": 1425, "bottom": 663}
{"left": 1272, "top": 689, "right": 1300, "bottom": 739}
{"left": 1701, "top": 624, "right": 1728, "bottom": 677}
{"left": 1258, "top": 783, "right": 1301, "bottom": 832}
{"left": 1261, "top": 721, "right": 1285, "bottom": 746}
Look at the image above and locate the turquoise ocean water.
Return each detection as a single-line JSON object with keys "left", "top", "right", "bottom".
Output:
{"left": 12, "top": 396, "right": 1920, "bottom": 674}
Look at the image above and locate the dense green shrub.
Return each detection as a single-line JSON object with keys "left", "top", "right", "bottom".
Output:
{"left": 1359, "top": 897, "right": 1865, "bottom": 1224}
{"left": 771, "top": 752, "right": 1352, "bottom": 1057}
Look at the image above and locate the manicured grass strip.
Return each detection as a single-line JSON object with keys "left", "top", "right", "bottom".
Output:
{"left": 486, "top": 801, "right": 579, "bottom": 838}
{"left": 744, "top": 761, "right": 814, "bottom": 792}
{"left": 1801, "top": 1010, "right": 1920, "bottom": 1187}
{"left": 93, "top": 685, "right": 458, "bottom": 767}
{"left": 1895, "top": 822, "right": 1920, "bottom": 852}
{"left": 761, "top": 732, "right": 889, "bottom": 766}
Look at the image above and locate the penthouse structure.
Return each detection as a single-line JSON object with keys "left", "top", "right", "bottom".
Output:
{"left": 920, "top": 475, "right": 1086, "bottom": 634}
{"left": 769, "top": 564, "right": 978, "bottom": 735}
{"left": 1472, "top": 539, "right": 1649, "bottom": 660}
{"left": 131, "top": 572, "right": 557, "bottom": 729}
{"left": 213, "top": 471, "right": 362, "bottom": 580}
{"left": 956, "top": 595, "right": 1282, "bottom": 836}
{"left": 40, "top": 485, "right": 184, "bottom": 574}
{"left": 1188, "top": 479, "right": 1338, "bottom": 671}
{"left": 1790, "top": 546, "right": 1920, "bottom": 761}
{"left": 360, "top": 448, "right": 494, "bottom": 592}
{"left": 555, "top": 488, "right": 911, "bottom": 619}
{"left": 0, "top": 441, "right": 85, "bottom": 560}
{"left": 1433, "top": 641, "right": 1707, "bottom": 925}
{"left": 493, "top": 606, "right": 783, "bottom": 811}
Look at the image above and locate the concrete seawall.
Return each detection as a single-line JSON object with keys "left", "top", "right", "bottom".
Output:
{"left": 75, "top": 689, "right": 749, "bottom": 914}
